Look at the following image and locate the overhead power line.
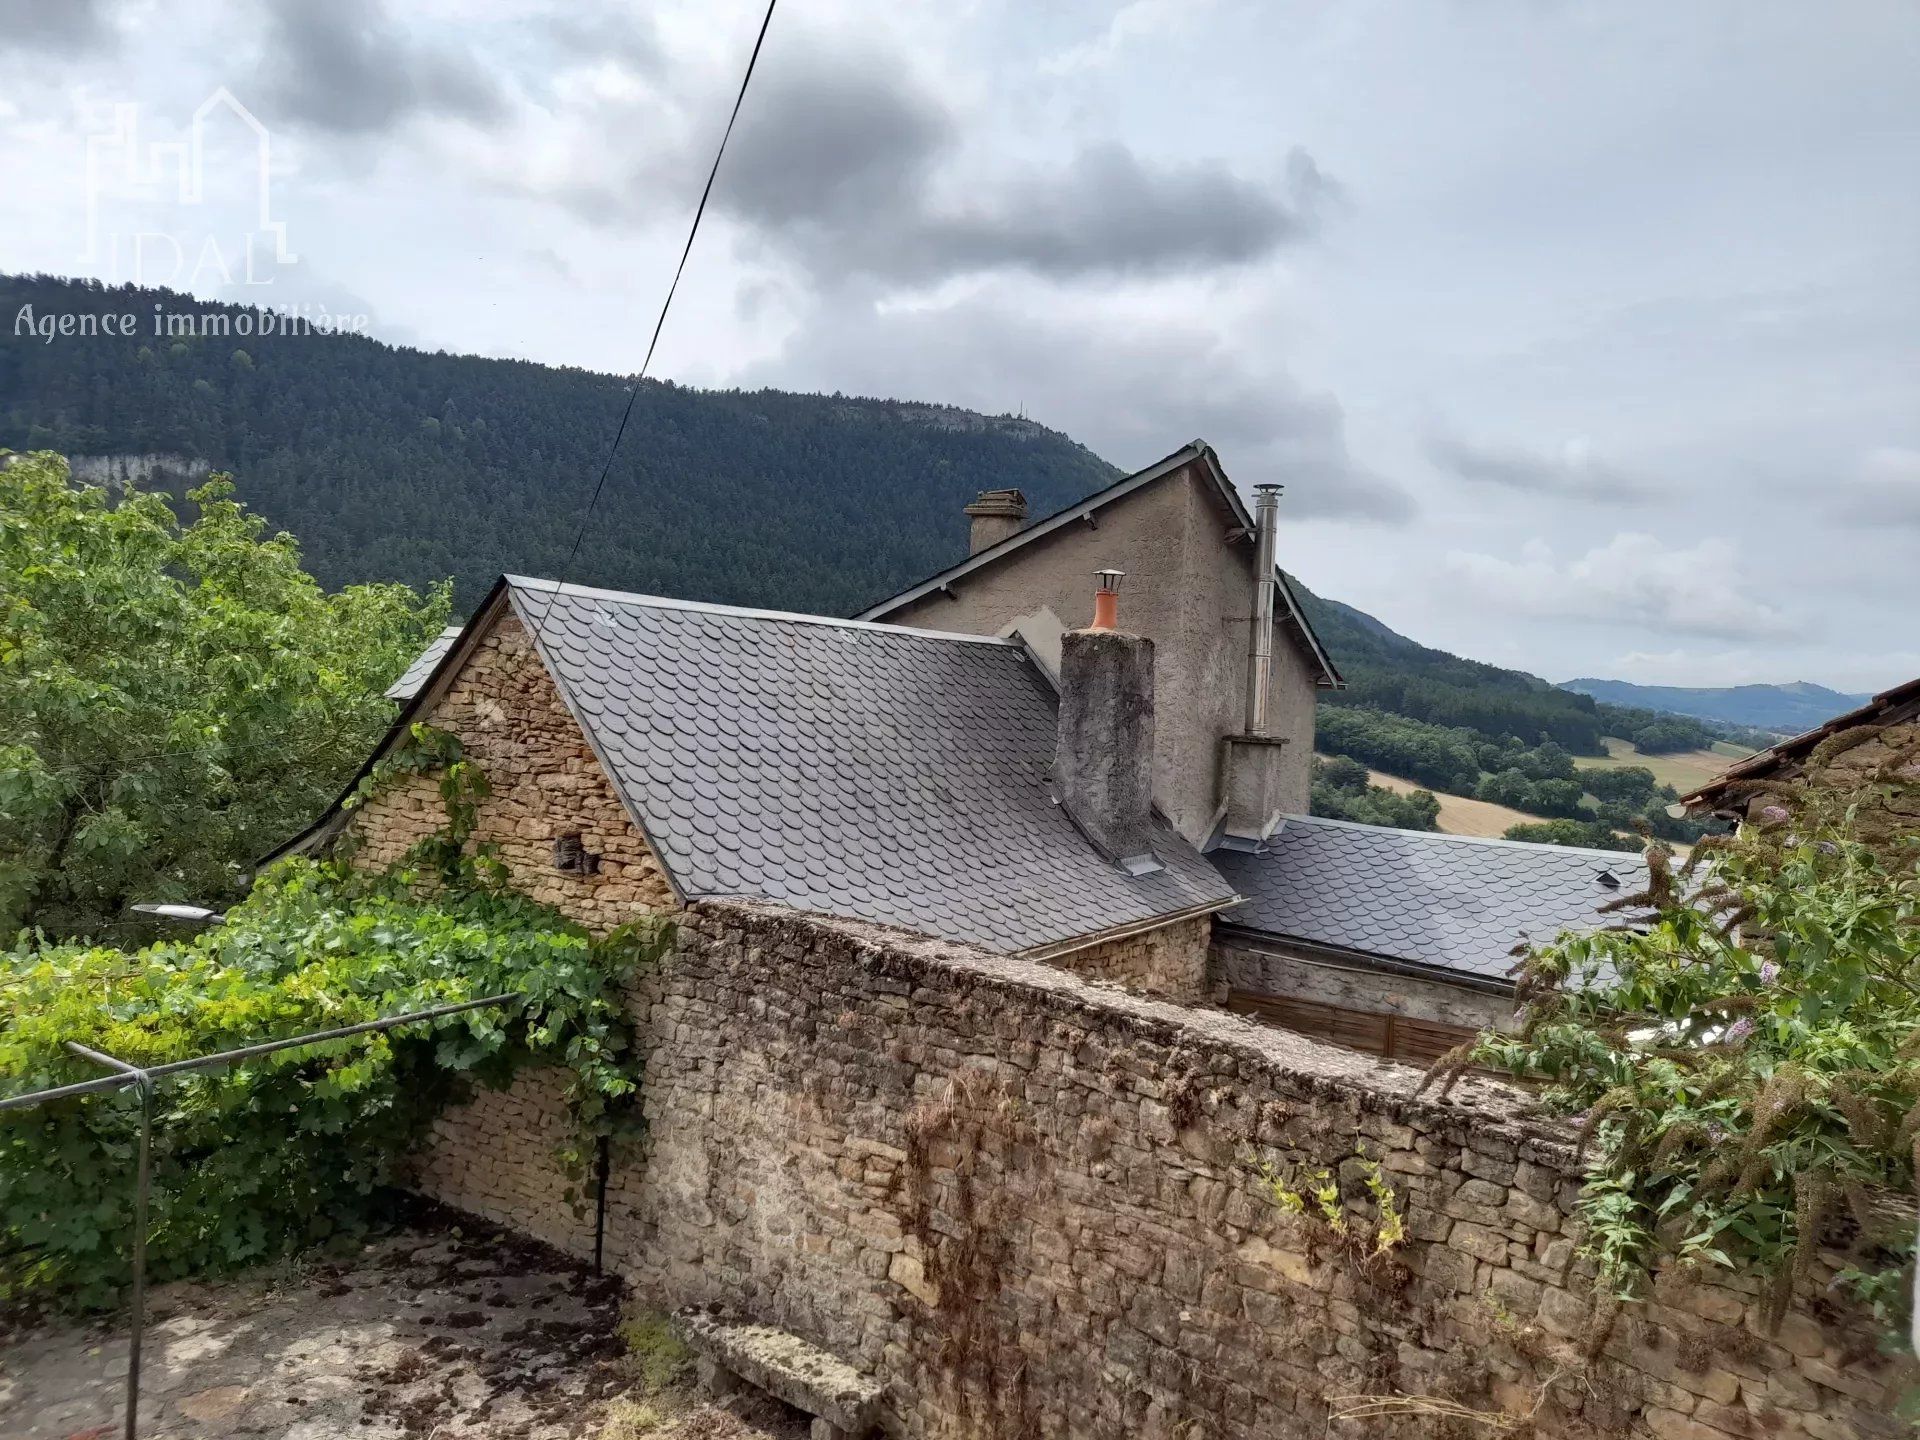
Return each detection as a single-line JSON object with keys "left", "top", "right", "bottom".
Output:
{"left": 541, "top": 0, "right": 783, "bottom": 610}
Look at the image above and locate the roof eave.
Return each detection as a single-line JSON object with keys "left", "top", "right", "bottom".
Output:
{"left": 1211, "top": 921, "right": 1518, "bottom": 995}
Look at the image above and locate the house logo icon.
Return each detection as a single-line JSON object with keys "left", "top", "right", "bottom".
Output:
{"left": 83, "top": 87, "right": 298, "bottom": 287}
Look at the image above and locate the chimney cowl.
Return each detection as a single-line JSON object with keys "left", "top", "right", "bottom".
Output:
{"left": 963, "top": 488, "right": 1028, "bottom": 554}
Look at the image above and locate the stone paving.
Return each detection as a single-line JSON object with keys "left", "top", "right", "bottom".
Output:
{"left": 0, "top": 1216, "right": 804, "bottom": 1440}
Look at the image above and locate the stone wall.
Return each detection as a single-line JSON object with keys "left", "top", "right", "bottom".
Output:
{"left": 414, "top": 901, "right": 1901, "bottom": 1439}
{"left": 413, "top": 1065, "right": 596, "bottom": 1258}
{"left": 345, "top": 611, "right": 676, "bottom": 931}
{"left": 1044, "top": 915, "right": 1213, "bottom": 1003}
{"left": 1212, "top": 931, "right": 1514, "bottom": 1034}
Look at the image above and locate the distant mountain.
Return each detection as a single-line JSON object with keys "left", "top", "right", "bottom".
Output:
{"left": 1559, "top": 678, "right": 1870, "bottom": 733}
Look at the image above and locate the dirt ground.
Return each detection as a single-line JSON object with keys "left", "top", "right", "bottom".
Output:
{"left": 0, "top": 1208, "right": 807, "bottom": 1440}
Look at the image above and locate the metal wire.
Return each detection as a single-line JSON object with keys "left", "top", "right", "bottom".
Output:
{"left": 7, "top": 992, "right": 523, "bottom": 1440}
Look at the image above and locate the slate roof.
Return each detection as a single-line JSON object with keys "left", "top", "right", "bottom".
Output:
{"left": 386, "top": 626, "right": 464, "bottom": 701}
{"left": 495, "top": 577, "right": 1236, "bottom": 953}
{"left": 1211, "top": 815, "right": 1646, "bottom": 983}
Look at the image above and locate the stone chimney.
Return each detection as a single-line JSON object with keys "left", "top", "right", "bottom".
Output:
{"left": 963, "top": 488, "right": 1027, "bottom": 554}
{"left": 1054, "top": 571, "right": 1161, "bottom": 874}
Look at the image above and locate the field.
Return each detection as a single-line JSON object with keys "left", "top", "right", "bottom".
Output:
{"left": 1576, "top": 737, "right": 1750, "bottom": 793}
{"left": 1362, "top": 768, "right": 1542, "bottom": 839}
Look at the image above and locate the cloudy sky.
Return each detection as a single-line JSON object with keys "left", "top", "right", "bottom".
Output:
{"left": 4, "top": 0, "right": 1916, "bottom": 691}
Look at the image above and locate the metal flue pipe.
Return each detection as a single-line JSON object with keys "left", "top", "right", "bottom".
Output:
{"left": 1245, "top": 484, "right": 1282, "bottom": 736}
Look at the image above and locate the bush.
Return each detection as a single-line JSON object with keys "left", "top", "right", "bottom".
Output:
{"left": 1460, "top": 781, "right": 1920, "bottom": 1338}
{"left": 1311, "top": 759, "right": 1440, "bottom": 831}
{"left": 0, "top": 859, "right": 670, "bottom": 1310}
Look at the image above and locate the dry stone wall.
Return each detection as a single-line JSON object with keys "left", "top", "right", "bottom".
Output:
{"left": 1047, "top": 915, "right": 1212, "bottom": 1003}
{"left": 1759, "top": 715, "right": 1920, "bottom": 856}
{"left": 344, "top": 611, "right": 676, "bottom": 931}
{"left": 414, "top": 901, "right": 1902, "bottom": 1440}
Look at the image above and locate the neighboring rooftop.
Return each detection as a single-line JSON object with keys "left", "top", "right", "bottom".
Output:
{"left": 1211, "top": 814, "right": 1646, "bottom": 984}
{"left": 354, "top": 577, "right": 1239, "bottom": 954}
{"left": 386, "top": 625, "right": 463, "bottom": 701}
{"left": 852, "top": 440, "right": 1343, "bottom": 690}
{"left": 1683, "top": 675, "right": 1920, "bottom": 811}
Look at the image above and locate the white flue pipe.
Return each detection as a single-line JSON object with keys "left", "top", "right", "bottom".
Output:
{"left": 1245, "top": 484, "right": 1281, "bottom": 736}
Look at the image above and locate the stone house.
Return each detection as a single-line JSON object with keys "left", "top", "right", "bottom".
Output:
{"left": 277, "top": 440, "right": 1644, "bottom": 1061}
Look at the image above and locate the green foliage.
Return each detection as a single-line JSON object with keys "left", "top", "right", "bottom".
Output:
{"left": 1315, "top": 705, "right": 1482, "bottom": 794}
{"left": 0, "top": 857, "right": 672, "bottom": 1310}
{"left": 0, "top": 449, "right": 448, "bottom": 942}
{"left": 1310, "top": 757, "right": 1440, "bottom": 831}
{"left": 619, "top": 1308, "right": 693, "bottom": 1394}
{"left": 1461, "top": 785, "right": 1920, "bottom": 1334}
{"left": 1625, "top": 717, "right": 1710, "bottom": 755}
{"left": 1250, "top": 1149, "right": 1407, "bottom": 1260}
{"left": 1501, "top": 820, "right": 1641, "bottom": 853}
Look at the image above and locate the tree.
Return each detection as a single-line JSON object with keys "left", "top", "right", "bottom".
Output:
{"left": 1630, "top": 719, "right": 1705, "bottom": 755}
{"left": 1310, "top": 758, "right": 1441, "bottom": 831}
{"left": 1502, "top": 819, "right": 1639, "bottom": 853}
{"left": 1477, "top": 767, "right": 1537, "bottom": 810}
{"left": 0, "top": 452, "right": 448, "bottom": 941}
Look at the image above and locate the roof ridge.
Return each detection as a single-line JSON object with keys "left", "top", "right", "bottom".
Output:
{"left": 848, "top": 442, "right": 1209, "bottom": 620}
{"left": 1276, "top": 812, "right": 1648, "bottom": 863}
{"left": 505, "top": 574, "right": 1025, "bottom": 647}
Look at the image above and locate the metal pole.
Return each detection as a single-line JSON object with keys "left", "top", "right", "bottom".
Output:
{"left": 126, "top": 1077, "right": 152, "bottom": 1440}
{"left": 593, "top": 1132, "right": 611, "bottom": 1276}
{"left": 64, "top": 1044, "right": 152, "bottom": 1440}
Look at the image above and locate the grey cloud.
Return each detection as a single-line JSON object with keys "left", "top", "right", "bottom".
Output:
{"left": 259, "top": 0, "right": 505, "bottom": 135}
{"left": 551, "top": 43, "right": 1322, "bottom": 287}
{"left": 744, "top": 294, "right": 1415, "bottom": 525}
{"left": 1428, "top": 431, "right": 1657, "bottom": 502}
{"left": 715, "top": 52, "right": 1321, "bottom": 285}
{"left": 539, "top": 11, "right": 663, "bottom": 77}
{"left": 0, "top": 0, "right": 115, "bottom": 53}
{"left": 720, "top": 61, "right": 952, "bottom": 227}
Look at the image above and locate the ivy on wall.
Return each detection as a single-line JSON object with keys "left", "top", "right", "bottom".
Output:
{"left": 0, "top": 727, "right": 671, "bottom": 1310}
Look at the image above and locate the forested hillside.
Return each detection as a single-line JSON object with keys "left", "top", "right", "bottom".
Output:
{"left": 1288, "top": 580, "right": 1742, "bottom": 757}
{"left": 1, "top": 274, "right": 1117, "bottom": 617}
{"left": 4, "top": 271, "right": 1743, "bottom": 788}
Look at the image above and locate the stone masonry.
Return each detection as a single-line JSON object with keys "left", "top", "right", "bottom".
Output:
{"left": 415, "top": 902, "right": 1901, "bottom": 1440}
{"left": 1766, "top": 716, "right": 1920, "bottom": 855}
{"left": 344, "top": 612, "right": 675, "bottom": 930}
{"left": 1046, "top": 915, "right": 1213, "bottom": 1005}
